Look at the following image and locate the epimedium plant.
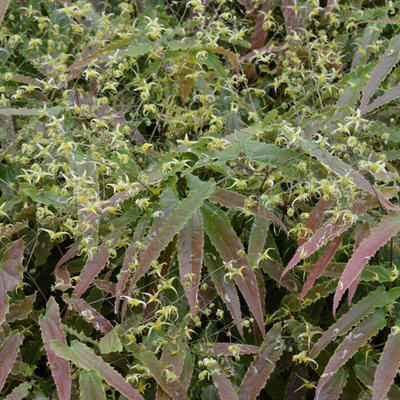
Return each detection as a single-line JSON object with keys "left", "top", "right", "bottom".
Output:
{"left": 1, "top": 0, "right": 400, "bottom": 399}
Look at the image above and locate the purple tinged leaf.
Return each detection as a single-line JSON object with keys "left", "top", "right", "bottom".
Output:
{"left": 347, "top": 222, "right": 370, "bottom": 305}
{"left": 0, "top": 239, "right": 24, "bottom": 325}
{"left": 317, "top": 368, "right": 348, "bottom": 400}
{"left": 333, "top": 213, "right": 400, "bottom": 316}
{"left": 139, "top": 350, "right": 190, "bottom": 400}
{"left": 282, "top": 193, "right": 376, "bottom": 280}
{"left": 130, "top": 180, "right": 215, "bottom": 289}
{"left": 157, "top": 343, "right": 185, "bottom": 400}
{"left": 281, "top": 0, "right": 301, "bottom": 35}
{"left": 115, "top": 221, "right": 146, "bottom": 314}
{"left": 178, "top": 211, "right": 203, "bottom": 317}
{"left": 298, "top": 197, "right": 333, "bottom": 246}
{"left": 63, "top": 294, "right": 113, "bottom": 334}
{"left": 51, "top": 340, "right": 144, "bottom": 400}
{"left": 361, "top": 84, "right": 400, "bottom": 115}
{"left": 316, "top": 309, "right": 386, "bottom": 399}
{"left": 372, "top": 328, "right": 400, "bottom": 400}
{"left": 4, "top": 381, "right": 31, "bottom": 400}
{"left": 0, "top": 0, "right": 10, "bottom": 23}
{"left": 209, "top": 366, "right": 238, "bottom": 400}
{"left": 322, "top": 0, "right": 339, "bottom": 19}
{"left": 79, "top": 370, "right": 106, "bottom": 400}
{"left": 238, "top": 323, "right": 283, "bottom": 400}
{"left": 300, "top": 237, "right": 342, "bottom": 300}
{"left": 260, "top": 259, "right": 302, "bottom": 294}
{"left": 74, "top": 233, "right": 119, "bottom": 297}
{"left": 202, "top": 204, "right": 265, "bottom": 336}
{"left": 39, "top": 297, "right": 71, "bottom": 400}
{"left": 210, "top": 188, "right": 287, "bottom": 233}
{"left": 55, "top": 242, "right": 80, "bottom": 291}
{"left": 310, "top": 287, "right": 386, "bottom": 358}
{"left": 6, "top": 293, "right": 36, "bottom": 323}
{"left": 360, "top": 35, "right": 400, "bottom": 110}
{"left": 204, "top": 253, "right": 244, "bottom": 337}
{"left": 0, "top": 332, "right": 23, "bottom": 392}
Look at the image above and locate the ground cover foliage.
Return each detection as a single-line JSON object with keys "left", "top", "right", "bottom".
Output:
{"left": 1, "top": 0, "right": 400, "bottom": 398}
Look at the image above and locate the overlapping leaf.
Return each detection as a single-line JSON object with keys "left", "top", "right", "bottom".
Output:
{"left": 201, "top": 203, "right": 265, "bottom": 335}
{"left": 333, "top": 213, "right": 400, "bottom": 315}
{"left": 39, "top": 297, "right": 71, "bottom": 400}
{"left": 0, "top": 239, "right": 24, "bottom": 325}
{"left": 316, "top": 309, "right": 386, "bottom": 398}
{"left": 0, "top": 332, "right": 23, "bottom": 392}
{"left": 51, "top": 340, "right": 144, "bottom": 400}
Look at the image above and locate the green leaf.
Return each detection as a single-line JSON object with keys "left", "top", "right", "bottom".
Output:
{"left": 99, "top": 327, "right": 123, "bottom": 354}
{"left": 79, "top": 370, "right": 106, "bottom": 400}
{"left": 4, "top": 381, "right": 31, "bottom": 400}
{"left": 248, "top": 216, "right": 270, "bottom": 267}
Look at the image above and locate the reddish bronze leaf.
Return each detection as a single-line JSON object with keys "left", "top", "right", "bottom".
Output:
{"left": 39, "top": 297, "right": 71, "bottom": 400}
{"left": 0, "top": 332, "right": 23, "bottom": 392}
{"left": 178, "top": 211, "right": 203, "bottom": 316}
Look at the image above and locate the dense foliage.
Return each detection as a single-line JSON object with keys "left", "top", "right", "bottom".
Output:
{"left": 1, "top": 0, "right": 400, "bottom": 398}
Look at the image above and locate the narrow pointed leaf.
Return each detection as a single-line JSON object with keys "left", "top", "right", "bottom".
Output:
{"left": 282, "top": 193, "right": 376, "bottom": 279}
{"left": 348, "top": 222, "right": 370, "bottom": 304}
{"left": 55, "top": 242, "right": 80, "bottom": 291}
{"left": 360, "top": 35, "right": 400, "bottom": 109}
{"left": 298, "top": 197, "right": 333, "bottom": 246}
{"left": 204, "top": 252, "right": 244, "bottom": 337}
{"left": 310, "top": 287, "right": 387, "bottom": 358}
{"left": 51, "top": 340, "right": 144, "bottom": 400}
{"left": 139, "top": 350, "right": 190, "bottom": 400}
{"left": 178, "top": 211, "right": 203, "bottom": 316}
{"left": 260, "top": 259, "right": 302, "bottom": 294}
{"left": 202, "top": 203, "right": 265, "bottom": 335}
{"left": 361, "top": 84, "right": 400, "bottom": 114}
{"left": 210, "top": 188, "right": 287, "bottom": 233}
{"left": 6, "top": 293, "right": 36, "bottom": 322}
{"left": 131, "top": 180, "right": 215, "bottom": 288}
{"left": 0, "top": 239, "right": 24, "bottom": 325}
{"left": 74, "top": 233, "right": 119, "bottom": 297}
{"left": 300, "top": 237, "right": 342, "bottom": 299}
{"left": 157, "top": 342, "right": 185, "bottom": 400}
{"left": 248, "top": 216, "right": 270, "bottom": 267}
{"left": 39, "top": 297, "right": 71, "bottom": 400}
{"left": 0, "top": 332, "right": 23, "bottom": 392}
{"left": 63, "top": 294, "right": 113, "bottom": 334}
{"left": 372, "top": 328, "right": 400, "bottom": 400}
{"left": 79, "top": 370, "right": 106, "bottom": 400}
{"left": 355, "top": 358, "right": 400, "bottom": 400}
{"left": 115, "top": 221, "right": 146, "bottom": 314}
{"left": 317, "top": 368, "right": 348, "bottom": 400}
{"left": 4, "top": 381, "right": 31, "bottom": 400}
{"left": 282, "top": 0, "right": 300, "bottom": 34}
{"left": 0, "top": 0, "right": 10, "bottom": 23}
{"left": 333, "top": 213, "right": 400, "bottom": 315}
{"left": 316, "top": 309, "right": 386, "bottom": 398}
{"left": 238, "top": 323, "right": 283, "bottom": 400}
{"left": 209, "top": 366, "right": 238, "bottom": 400}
